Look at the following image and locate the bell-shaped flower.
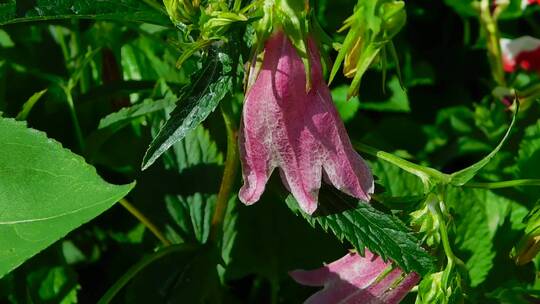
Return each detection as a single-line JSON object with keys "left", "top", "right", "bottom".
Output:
{"left": 238, "top": 31, "right": 374, "bottom": 215}
{"left": 290, "top": 251, "right": 420, "bottom": 304}
{"left": 501, "top": 36, "right": 540, "bottom": 74}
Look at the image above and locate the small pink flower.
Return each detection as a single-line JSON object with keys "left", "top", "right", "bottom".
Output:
{"left": 238, "top": 31, "right": 374, "bottom": 214}
{"left": 290, "top": 251, "right": 420, "bottom": 304}
{"left": 501, "top": 36, "right": 540, "bottom": 74}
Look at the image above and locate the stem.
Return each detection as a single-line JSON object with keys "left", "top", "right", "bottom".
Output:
{"left": 63, "top": 87, "right": 85, "bottom": 152}
{"left": 53, "top": 26, "right": 70, "bottom": 67}
{"left": 464, "top": 179, "right": 540, "bottom": 189}
{"left": 71, "top": 19, "right": 89, "bottom": 94}
{"left": 353, "top": 142, "right": 450, "bottom": 188}
{"left": 119, "top": 198, "right": 172, "bottom": 247}
{"left": 479, "top": 0, "right": 506, "bottom": 86}
{"left": 210, "top": 105, "right": 240, "bottom": 241}
{"left": 432, "top": 199, "right": 456, "bottom": 286}
{"left": 97, "top": 244, "right": 196, "bottom": 304}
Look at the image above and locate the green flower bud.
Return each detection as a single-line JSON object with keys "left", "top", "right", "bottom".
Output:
{"left": 513, "top": 203, "right": 540, "bottom": 265}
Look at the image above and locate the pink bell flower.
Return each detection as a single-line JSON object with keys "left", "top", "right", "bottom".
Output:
{"left": 501, "top": 36, "right": 540, "bottom": 74}
{"left": 290, "top": 251, "right": 420, "bottom": 304}
{"left": 238, "top": 31, "right": 374, "bottom": 215}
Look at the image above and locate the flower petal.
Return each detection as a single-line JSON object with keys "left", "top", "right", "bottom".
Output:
{"left": 291, "top": 251, "right": 420, "bottom": 304}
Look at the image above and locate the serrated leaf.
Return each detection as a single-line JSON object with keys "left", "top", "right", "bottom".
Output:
{"left": 165, "top": 126, "right": 223, "bottom": 244}
{"left": 450, "top": 102, "right": 518, "bottom": 186}
{"left": 0, "top": 117, "right": 135, "bottom": 278}
{"left": 142, "top": 50, "right": 232, "bottom": 170}
{"left": 98, "top": 91, "right": 178, "bottom": 129}
{"left": 0, "top": 0, "right": 169, "bottom": 26}
{"left": 285, "top": 186, "right": 434, "bottom": 275}
{"left": 446, "top": 188, "right": 526, "bottom": 287}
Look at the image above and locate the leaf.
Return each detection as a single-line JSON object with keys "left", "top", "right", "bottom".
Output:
{"left": 120, "top": 244, "right": 223, "bottom": 304}
{"left": 225, "top": 188, "right": 345, "bottom": 288}
{"left": 516, "top": 119, "right": 540, "bottom": 200}
{"left": 449, "top": 101, "right": 518, "bottom": 186}
{"left": 0, "top": 117, "right": 135, "bottom": 278}
{"left": 445, "top": 188, "right": 526, "bottom": 287}
{"left": 26, "top": 266, "right": 79, "bottom": 304}
{"left": 0, "top": 0, "right": 170, "bottom": 26}
{"left": 15, "top": 89, "right": 47, "bottom": 121}
{"left": 284, "top": 186, "right": 434, "bottom": 275}
{"left": 361, "top": 76, "right": 410, "bottom": 112}
{"left": 98, "top": 91, "right": 178, "bottom": 129}
{"left": 142, "top": 50, "right": 232, "bottom": 170}
{"left": 165, "top": 126, "right": 223, "bottom": 244}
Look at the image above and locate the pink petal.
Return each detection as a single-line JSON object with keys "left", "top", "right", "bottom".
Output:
{"left": 238, "top": 31, "right": 374, "bottom": 214}
{"left": 290, "top": 251, "right": 420, "bottom": 304}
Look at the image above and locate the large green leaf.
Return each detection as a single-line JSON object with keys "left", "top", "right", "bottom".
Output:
{"left": 446, "top": 187, "right": 528, "bottom": 287}
{"left": 285, "top": 187, "right": 434, "bottom": 275}
{"left": 0, "top": 117, "right": 135, "bottom": 278}
{"left": 0, "top": 0, "right": 170, "bottom": 26}
{"left": 142, "top": 49, "right": 232, "bottom": 170}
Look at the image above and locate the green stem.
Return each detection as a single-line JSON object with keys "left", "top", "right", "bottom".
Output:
{"left": 210, "top": 105, "right": 239, "bottom": 241}
{"left": 71, "top": 19, "right": 89, "bottom": 94}
{"left": 353, "top": 142, "right": 450, "bottom": 188}
{"left": 464, "top": 179, "right": 540, "bottom": 189}
{"left": 53, "top": 26, "right": 70, "bottom": 67}
{"left": 97, "top": 244, "right": 197, "bottom": 304}
{"left": 432, "top": 199, "right": 456, "bottom": 286}
{"left": 119, "top": 198, "right": 172, "bottom": 247}
{"left": 63, "top": 87, "right": 85, "bottom": 152}
{"left": 479, "top": 0, "right": 506, "bottom": 86}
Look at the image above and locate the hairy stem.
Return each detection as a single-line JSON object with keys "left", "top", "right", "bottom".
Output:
{"left": 210, "top": 105, "right": 240, "bottom": 241}
{"left": 119, "top": 198, "right": 172, "bottom": 247}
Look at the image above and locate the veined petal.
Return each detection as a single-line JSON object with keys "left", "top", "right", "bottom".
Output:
{"left": 238, "top": 30, "right": 374, "bottom": 214}
{"left": 290, "top": 251, "right": 420, "bottom": 304}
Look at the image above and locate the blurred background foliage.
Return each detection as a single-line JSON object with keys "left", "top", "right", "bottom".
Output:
{"left": 0, "top": 0, "right": 539, "bottom": 303}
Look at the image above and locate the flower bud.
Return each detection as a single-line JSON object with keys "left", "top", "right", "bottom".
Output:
{"left": 513, "top": 204, "right": 540, "bottom": 265}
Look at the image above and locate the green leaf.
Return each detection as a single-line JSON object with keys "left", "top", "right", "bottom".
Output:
{"left": 516, "top": 119, "right": 540, "bottom": 199}
{"left": 360, "top": 76, "right": 410, "bottom": 112}
{"left": 449, "top": 102, "right": 518, "bottom": 186}
{"left": 165, "top": 125, "right": 223, "bottom": 244}
{"left": 98, "top": 91, "right": 178, "bottom": 129}
{"left": 26, "top": 266, "right": 79, "bottom": 304}
{"left": 331, "top": 85, "right": 360, "bottom": 122}
{"left": 225, "top": 189, "right": 344, "bottom": 291}
{"left": 16, "top": 89, "right": 47, "bottom": 121}
{"left": 285, "top": 186, "right": 434, "bottom": 275}
{"left": 126, "top": 245, "right": 223, "bottom": 303}
{"left": 142, "top": 50, "right": 232, "bottom": 170}
{"left": 0, "top": 117, "right": 135, "bottom": 278}
{"left": 446, "top": 188, "right": 526, "bottom": 287}
{"left": 0, "top": 0, "right": 169, "bottom": 26}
